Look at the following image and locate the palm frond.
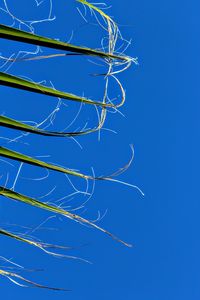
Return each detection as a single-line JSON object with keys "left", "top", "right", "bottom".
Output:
{"left": 0, "top": 112, "right": 106, "bottom": 137}
{"left": 0, "top": 269, "right": 67, "bottom": 291}
{"left": 0, "top": 24, "right": 130, "bottom": 61}
{"left": 0, "top": 146, "right": 90, "bottom": 179}
{"left": 0, "top": 72, "right": 118, "bottom": 107}
{"left": 0, "top": 186, "right": 132, "bottom": 247}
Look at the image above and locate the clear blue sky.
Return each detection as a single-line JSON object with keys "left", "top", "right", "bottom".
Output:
{"left": 0, "top": 0, "right": 199, "bottom": 299}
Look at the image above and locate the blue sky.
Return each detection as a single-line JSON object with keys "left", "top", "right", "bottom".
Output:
{"left": 0, "top": 0, "right": 200, "bottom": 299}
